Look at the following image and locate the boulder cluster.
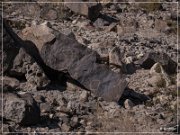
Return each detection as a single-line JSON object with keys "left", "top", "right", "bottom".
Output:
{"left": 1, "top": 0, "right": 179, "bottom": 134}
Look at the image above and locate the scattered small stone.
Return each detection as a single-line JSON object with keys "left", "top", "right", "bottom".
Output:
{"left": 93, "top": 18, "right": 110, "bottom": 28}
{"left": 80, "top": 91, "right": 89, "bottom": 102}
{"left": 41, "top": 9, "right": 58, "bottom": 20}
{"left": 105, "top": 22, "right": 117, "bottom": 32}
{"left": 61, "top": 123, "right": 71, "bottom": 132}
{"left": 40, "top": 102, "right": 52, "bottom": 113}
{"left": 124, "top": 99, "right": 135, "bottom": 109}
{"left": 117, "top": 25, "right": 124, "bottom": 35}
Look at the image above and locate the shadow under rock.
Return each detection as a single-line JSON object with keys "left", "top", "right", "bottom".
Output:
{"left": 98, "top": 13, "right": 119, "bottom": 24}
{"left": 37, "top": 82, "right": 67, "bottom": 92}
{"left": 118, "top": 87, "right": 150, "bottom": 106}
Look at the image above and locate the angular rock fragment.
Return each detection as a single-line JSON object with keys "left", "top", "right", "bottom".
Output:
{"left": 64, "top": 0, "right": 102, "bottom": 21}
{"left": 40, "top": 8, "right": 58, "bottom": 20}
{"left": 147, "top": 74, "right": 166, "bottom": 88}
{"left": 105, "top": 22, "right": 117, "bottom": 32}
{"left": 9, "top": 48, "right": 34, "bottom": 78}
{"left": 20, "top": 22, "right": 56, "bottom": 51}
{"left": 136, "top": 52, "right": 177, "bottom": 74}
{"left": 2, "top": 93, "right": 40, "bottom": 126}
{"left": 24, "top": 62, "right": 50, "bottom": 90}
{"left": 1, "top": 76, "right": 20, "bottom": 92}
{"left": 109, "top": 46, "right": 124, "bottom": 67}
{"left": 148, "top": 63, "right": 172, "bottom": 87}
{"left": 93, "top": 18, "right": 110, "bottom": 28}
{"left": 124, "top": 99, "right": 134, "bottom": 109}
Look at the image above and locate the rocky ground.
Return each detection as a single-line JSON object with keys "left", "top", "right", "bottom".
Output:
{"left": 0, "top": 0, "right": 180, "bottom": 134}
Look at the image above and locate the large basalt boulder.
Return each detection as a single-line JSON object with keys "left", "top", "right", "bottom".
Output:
{"left": 64, "top": 0, "right": 102, "bottom": 21}
{"left": 5, "top": 22, "right": 127, "bottom": 102}
{"left": 40, "top": 33, "right": 127, "bottom": 102}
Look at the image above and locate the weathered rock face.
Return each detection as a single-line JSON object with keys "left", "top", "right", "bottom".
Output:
{"left": 148, "top": 63, "right": 172, "bottom": 87}
{"left": 20, "top": 22, "right": 55, "bottom": 51}
{"left": 1, "top": 76, "right": 20, "bottom": 92}
{"left": 2, "top": 93, "right": 40, "bottom": 126}
{"left": 136, "top": 52, "right": 177, "bottom": 74}
{"left": 154, "top": 19, "right": 168, "bottom": 32}
{"left": 109, "top": 46, "right": 124, "bottom": 67}
{"left": 4, "top": 20, "right": 127, "bottom": 102}
{"left": 3, "top": 21, "right": 50, "bottom": 91}
{"left": 64, "top": 0, "right": 102, "bottom": 21}
{"left": 40, "top": 8, "right": 58, "bottom": 20}
{"left": 1, "top": 19, "right": 34, "bottom": 79}
{"left": 40, "top": 33, "right": 127, "bottom": 102}
{"left": 9, "top": 48, "right": 34, "bottom": 77}
{"left": 69, "top": 53, "right": 127, "bottom": 101}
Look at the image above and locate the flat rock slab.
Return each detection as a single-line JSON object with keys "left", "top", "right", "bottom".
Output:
{"left": 41, "top": 33, "right": 127, "bottom": 102}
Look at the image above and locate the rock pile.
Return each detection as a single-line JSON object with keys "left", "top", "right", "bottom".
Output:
{"left": 1, "top": 0, "right": 179, "bottom": 134}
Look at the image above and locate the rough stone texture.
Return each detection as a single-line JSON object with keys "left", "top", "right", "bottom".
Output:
{"left": 20, "top": 22, "right": 55, "bottom": 51}
{"left": 40, "top": 33, "right": 127, "bottom": 102}
{"left": 40, "top": 8, "right": 58, "bottom": 20}
{"left": 2, "top": 1, "right": 179, "bottom": 133}
{"left": 93, "top": 18, "right": 110, "bottom": 28}
{"left": 147, "top": 74, "right": 166, "bottom": 88}
{"left": 124, "top": 99, "right": 134, "bottom": 109}
{"left": 65, "top": 0, "right": 102, "bottom": 21}
{"left": 148, "top": 63, "right": 172, "bottom": 87}
{"left": 1, "top": 76, "right": 20, "bottom": 92}
{"left": 24, "top": 62, "right": 49, "bottom": 91}
{"left": 109, "top": 46, "right": 124, "bottom": 67}
{"left": 1, "top": 20, "right": 19, "bottom": 75}
{"left": 9, "top": 48, "right": 34, "bottom": 77}
{"left": 136, "top": 52, "right": 177, "bottom": 74}
{"left": 2, "top": 93, "right": 40, "bottom": 126}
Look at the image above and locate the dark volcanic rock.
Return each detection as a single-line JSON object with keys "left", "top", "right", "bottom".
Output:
{"left": 65, "top": 0, "right": 102, "bottom": 21}
{"left": 1, "top": 22, "right": 19, "bottom": 75}
{"left": 41, "top": 33, "right": 127, "bottom": 102}
{"left": 2, "top": 93, "right": 40, "bottom": 126}
{"left": 9, "top": 48, "right": 34, "bottom": 78}
{"left": 1, "top": 19, "right": 34, "bottom": 79}
{"left": 136, "top": 52, "right": 177, "bottom": 74}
